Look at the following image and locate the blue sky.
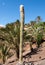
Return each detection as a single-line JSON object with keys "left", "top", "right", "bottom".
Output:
{"left": 0, "top": 0, "right": 45, "bottom": 25}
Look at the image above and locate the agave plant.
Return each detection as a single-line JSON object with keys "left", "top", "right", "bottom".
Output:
{"left": 0, "top": 43, "right": 11, "bottom": 64}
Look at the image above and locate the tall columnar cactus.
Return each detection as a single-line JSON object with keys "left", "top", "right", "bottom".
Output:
{"left": 19, "top": 5, "right": 24, "bottom": 63}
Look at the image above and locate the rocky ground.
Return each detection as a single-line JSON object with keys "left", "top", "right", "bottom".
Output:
{"left": 0, "top": 41, "right": 45, "bottom": 65}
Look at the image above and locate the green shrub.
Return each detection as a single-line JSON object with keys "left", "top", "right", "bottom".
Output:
{"left": 37, "top": 33, "right": 43, "bottom": 48}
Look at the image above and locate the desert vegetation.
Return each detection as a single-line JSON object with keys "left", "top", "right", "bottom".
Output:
{"left": 0, "top": 17, "right": 45, "bottom": 64}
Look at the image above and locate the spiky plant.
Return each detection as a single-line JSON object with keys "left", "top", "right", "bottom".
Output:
{"left": 0, "top": 20, "right": 20, "bottom": 59}
{"left": 0, "top": 44, "right": 10, "bottom": 64}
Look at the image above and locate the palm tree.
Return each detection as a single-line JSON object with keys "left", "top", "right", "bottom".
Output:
{"left": 36, "top": 16, "right": 42, "bottom": 23}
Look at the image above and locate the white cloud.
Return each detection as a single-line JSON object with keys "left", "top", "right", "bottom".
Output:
{"left": 0, "top": 25, "right": 5, "bottom": 27}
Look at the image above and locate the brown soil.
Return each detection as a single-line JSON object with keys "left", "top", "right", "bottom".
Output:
{"left": 0, "top": 42, "right": 45, "bottom": 65}
{"left": 23, "top": 42, "right": 45, "bottom": 62}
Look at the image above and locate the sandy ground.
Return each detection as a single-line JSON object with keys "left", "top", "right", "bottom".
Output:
{"left": 23, "top": 42, "right": 45, "bottom": 62}
{"left": 0, "top": 42, "right": 45, "bottom": 65}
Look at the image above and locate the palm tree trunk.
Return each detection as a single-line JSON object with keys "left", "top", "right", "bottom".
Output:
{"left": 19, "top": 5, "right": 24, "bottom": 64}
